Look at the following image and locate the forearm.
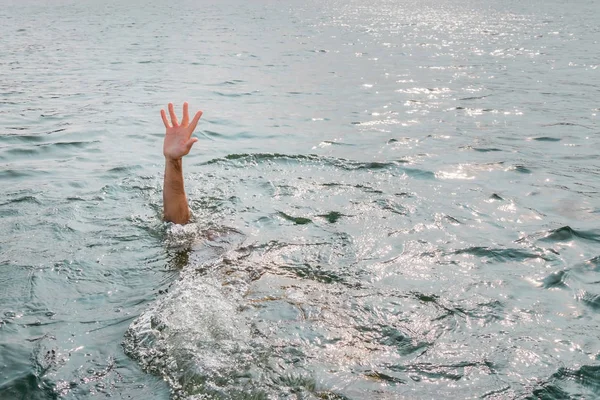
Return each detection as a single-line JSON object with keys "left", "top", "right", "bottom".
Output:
{"left": 163, "top": 158, "right": 190, "bottom": 224}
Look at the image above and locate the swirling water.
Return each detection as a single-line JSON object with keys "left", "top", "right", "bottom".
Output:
{"left": 1, "top": 0, "right": 599, "bottom": 398}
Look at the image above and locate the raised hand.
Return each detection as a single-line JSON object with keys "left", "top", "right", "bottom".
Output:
{"left": 161, "top": 102, "right": 203, "bottom": 161}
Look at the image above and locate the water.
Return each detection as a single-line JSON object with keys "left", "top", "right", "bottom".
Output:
{"left": 1, "top": 0, "right": 599, "bottom": 398}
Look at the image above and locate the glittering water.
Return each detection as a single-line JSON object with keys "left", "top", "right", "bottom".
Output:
{"left": 1, "top": 0, "right": 599, "bottom": 398}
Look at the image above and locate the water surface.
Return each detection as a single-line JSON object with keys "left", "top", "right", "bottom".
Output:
{"left": 1, "top": 0, "right": 599, "bottom": 398}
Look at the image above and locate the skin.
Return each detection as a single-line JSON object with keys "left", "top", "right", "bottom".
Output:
{"left": 160, "top": 102, "right": 203, "bottom": 224}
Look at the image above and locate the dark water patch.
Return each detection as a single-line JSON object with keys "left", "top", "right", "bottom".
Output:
{"left": 539, "top": 226, "right": 600, "bottom": 243}
{"left": 375, "top": 199, "right": 408, "bottom": 215}
{"left": 4, "top": 147, "right": 38, "bottom": 156}
{"left": 0, "top": 373, "right": 58, "bottom": 400}
{"left": 528, "top": 383, "right": 571, "bottom": 400}
{"left": 452, "top": 246, "right": 548, "bottom": 262}
{"left": 363, "top": 370, "right": 406, "bottom": 385}
{"left": 0, "top": 209, "right": 19, "bottom": 217}
{"left": 280, "top": 263, "right": 344, "bottom": 284}
{"left": 204, "top": 153, "right": 319, "bottom": 165}
{"left": 410, "top": 292, "right": 463, "bottom": 317}
{"left": 511, "top": 165, "right": 532, "bottom": 174}
{"left": 202, "top": 129, "right": 226, "bottom": 138}
{"left": 130, "top": 184, "right": 158, "bottom": 193}
{"left": 0, "top": 195, "right": 40, "bottom": 207}
{"left": 552, "top": 365, "right": 600, "bottom": 394}
{"left": 402, "top": 167, "right": 435, "bottom": 180}
{"left": 354, "top": 161, "right": 391, "bottom": 170}
{"left": 530, "top": 365, "right": 600, "bottom": 399}
{"left": 578, "top": 291, "right": 600, "bottom": 311}
{"left": 3, "top": 141, "right": 97, "bottom": 157}
{"left": 542, "top": 122, "right": 593, "bottom": 129}
{"left": 541, "top": 270, "right": 569, "bottom": 289}
{"left": 37, "top": 141, "right": 97, "bottom": 149}
{"left": 105, "top": 165, "right": 142, "bottom": 174}
{"left": 463, "top": 300, "right": 505, "bottom": 323}
{"left": 0, "top": 169, "right": 50, "bottom": 179}
{"left": 277, "top": 212, "right": 312, "bottom": 225}
{"left": 532, "top": 136, "right": 561, "bottom": 142}
{"left": 317, "top": 211, "right": 343, "bottom": 223}
{"left": 45, "top": 128, "right": 67, "bottom": 135}
{"left": 0, "top": 134, "right": 45, "bottom": 144}
{"left": 481, "top": 386, "right": 512, "bottom": 398}
{"left": 473, "top": 147, "right": 503, "bottom": 152}
{"left": 442, "top": 215, "right": 462, "bottom": 225}
{"left": 412, "top": 292, "right": 441, "bottom": 304}
{"left": 0, "top": 129, "right": 68, "bottom": 143}
{"left": 218, "top": 80, "right": 245, "bottom": 86}
{"left": 376, "top": 326, "right": 430, "bottom": 356}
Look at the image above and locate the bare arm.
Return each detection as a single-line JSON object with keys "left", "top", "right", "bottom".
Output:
{"left": 160, "top": 102, "right": 203, "bottom": 224}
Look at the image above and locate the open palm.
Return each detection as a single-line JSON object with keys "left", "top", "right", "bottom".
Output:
{"left": 161, "top": 102, "right": 203, "bottom": 160}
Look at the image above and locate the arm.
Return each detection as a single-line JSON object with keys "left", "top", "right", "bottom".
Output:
{"left": 160, "top": 102, "right": 203, "bottom": 224}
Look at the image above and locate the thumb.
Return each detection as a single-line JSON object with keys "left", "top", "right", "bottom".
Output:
{"left": 185, "top": 137, "right": 198, "bottom": 152}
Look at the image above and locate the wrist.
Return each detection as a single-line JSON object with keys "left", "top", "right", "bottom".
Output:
{"left": 165, "top": 156, "right": 182, "bottom": 164}
{"left": 165, "top": 157, "right": 183, "bottom": 172}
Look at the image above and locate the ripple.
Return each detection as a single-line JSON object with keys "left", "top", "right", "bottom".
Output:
{"left": 0, "top": 195, "right": 41, "bottom": 206}
{"left": 542, "top": 122, "right": 593, "bottom": 130}
{"left": 452, "top": 246, "right": 549, "bottom": 262}
{"left": 532, "top": 365, "right": 600, "bottom": 399}
{"left": 202, "top": 153, "right": 431, "bottom": 178}
{"left": 511, "top": 165, "right": 532, "bottom": 174}
{"left": 541, "top": 270, "right": 569, "bottom": 289}
{"left": 578, "top": 291, "right": 600, "bottom": 311}
{"left": 317, "top": 211, "right": 344, "bottom": 223}
{"left": 280, "top": 263, "right": 345, "bottom": 284}
{"left": 276, "top": 211, "right": 312, "bottom": 225}
{"left": 539, "top": 226, "right": 600, "bottom": 243}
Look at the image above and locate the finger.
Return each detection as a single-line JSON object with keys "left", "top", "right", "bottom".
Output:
{"left": 168, "top": 103, "right": 179, "bottom": 127}
{"left": 182, "top": 102, "right": 189, "bottom": 126}
{"left": 188, "top": 110, "right": 203, "bottom": 135}
{"left": 160, "top": 109, "right": 171, "bottom": 128}
{"left": 185, "top": 137, "right": 199, "bottom": 152}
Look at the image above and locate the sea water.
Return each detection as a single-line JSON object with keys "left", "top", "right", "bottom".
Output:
{"left": 1, "top": 0, "right": 599, "bottom": 398}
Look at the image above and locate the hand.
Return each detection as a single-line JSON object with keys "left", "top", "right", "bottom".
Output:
{"left": 161, "top": 102, "right": 203, "bottom": 161}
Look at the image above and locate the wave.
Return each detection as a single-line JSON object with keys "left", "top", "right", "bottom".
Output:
{"left": 451, "top": 246, "right": 549, "bottom": 262}
{"left": 517, "top": 226, "right": 600, "bottom": 244}
{"left": 540, "top": 226, "right": 600, "bottom": 243}
{"left": 201, "top": 153, "right": 434, "bottom": 179}
{"left": 529, "top": 365, "right": 600, "bottom": 399}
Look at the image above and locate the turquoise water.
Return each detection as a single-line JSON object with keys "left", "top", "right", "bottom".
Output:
{"left": 1, "top": 0, "right": 599, "bottom": 398}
